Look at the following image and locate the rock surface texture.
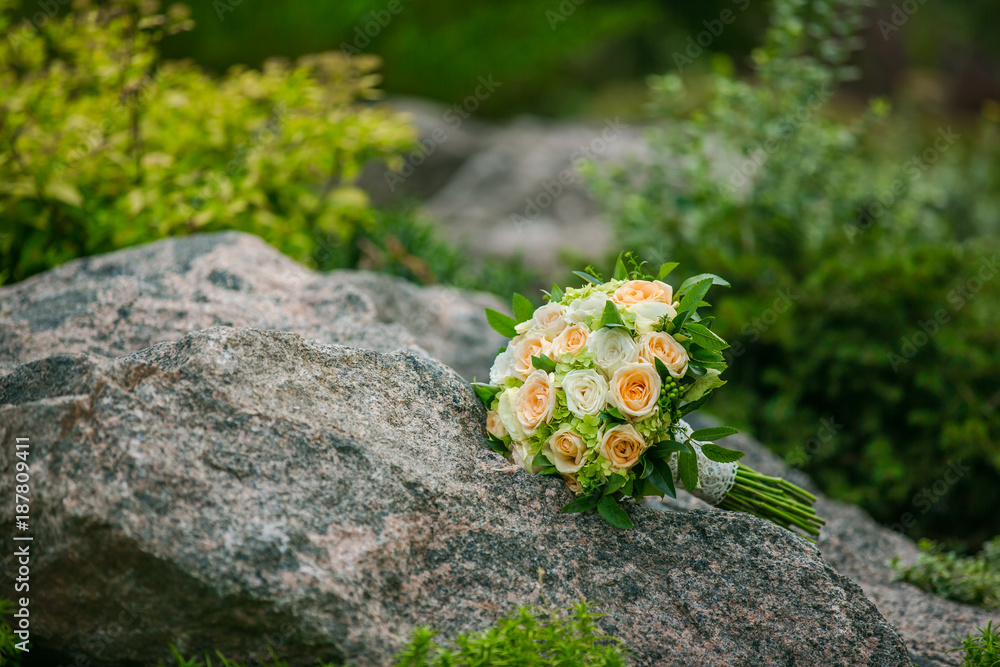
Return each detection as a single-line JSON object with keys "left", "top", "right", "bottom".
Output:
{"left": 0, "top": 327, "right": 909, "bottom": 667}
{"left": 0, "top": 231, "right": 503, "bottom": 382}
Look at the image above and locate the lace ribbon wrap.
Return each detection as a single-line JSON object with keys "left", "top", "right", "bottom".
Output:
{"left": 667, "top": 419, "right": 739, "bottom": 505}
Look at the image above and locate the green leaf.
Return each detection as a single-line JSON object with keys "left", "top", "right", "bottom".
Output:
{"left": 531, "top": 450, "right": 549, "bottom": 468}
{"left": 550, "top": 284, "right": 564, "bottom": 302}
{"left": 650, "top": 439, "right": 695, "bottom": 457}
{"left": 677, "top": 273, "right": 731, "bottom": 293}
{"left": 690, "top": 347, "right": 725, "bottom": 363}
{"left": 485, "top": 433, "right": 509, "bottom": 455}
{"left": 599, "top": 300, "right": 626, "bottom": 329}
{"left": 573, "top": 270, "right": 602, "bottom": 285}
{"left": 648, "top": 458, "right": 677, "bottom": 499}
{"left": 621, "top": 478, "right": 634, "bottom": 498}
{"left": 684, "top": 322, "right": 729, "bottom": 350}
{"left": 597, "top": 496, "right": 634, "bottom": 529}
{"left": 690, "top": 426, "right": 740, "bottom": 441}
{"left": 683, "top": 369, "right": 726, "bottom": 402}
{"left": 599, "top": 406, "right": 626, "bottom": 422}
{"left": 679, "top": 393, "right": 710, "bottom": 417}
{"left": 485, "top": 308, "right": 518, "bottom": 338}
{"left": 677, "top": 278, "right": 713, "bottom": 315}
{"left": 562, "top": 494, "right": 601, "bottom": 513}
{"left": 699, "top": 443, "right": 745, "bottom": 463}
{"left": 638, "top": 457, "right": 653, "bottom": 479}
{"left": 653, "top": 357, "right": 670, "bottom": 380}
{"left": 613, "top": 253, "right": 628, "bottom": 280}
{"left": 658, "top": 262, "right": 679, "bottom": 279}
{"left": 531, "top": 354, "right": 557, "bottom": 373}
{"left": 678, "top": 451, "right": 699, "bottom": 491}
{"left": 670, "top": 309, "right": 690, "bottom": 332}
{"left": 512, "top": 293, "right": 534, "bottom": 323}
{"left": 604, "top": 473, "right": 627, "bottom": 495}
{"left": 472, "top": 382, "right": 501, "bottom": 408}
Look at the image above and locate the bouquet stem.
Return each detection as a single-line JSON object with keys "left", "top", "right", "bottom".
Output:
{"left": 716, "top": 464, "right": 825, "bottom": 540}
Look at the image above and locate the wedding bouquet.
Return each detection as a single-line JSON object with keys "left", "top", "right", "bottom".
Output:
{"left": 473, "top": 255, "right": 824, "bottom": 538}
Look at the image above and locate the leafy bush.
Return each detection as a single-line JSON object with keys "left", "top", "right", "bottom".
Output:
{"left": 393, "top": 600, "right": 629, "bottom": 666}
{"left": 951, "top": 622, "right": 1000, "bottom": 667}
{"left": 0, "top": 0, "right": 415, "bottom": 286}
{"left": 891, "top": 538, "right": 1000, "bottom": 609}
{"left": 0, "top": 599, "right": 24, "bottom": 665}
{"left": 587, "top": 0, "right": 1000, "bottom": 543}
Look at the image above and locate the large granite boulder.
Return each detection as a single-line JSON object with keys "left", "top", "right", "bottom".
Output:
{"left": 0, "top": 327, "right": 909, "bottom": 666}
{"left": 0, "top": 232, "right": 503, "bottom": 382}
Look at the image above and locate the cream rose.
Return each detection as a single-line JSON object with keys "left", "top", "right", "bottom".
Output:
{"left": 599, "top": 424, "right": 647, "bottom": 472}
{"left": 638, "top": 332, "right": 689, "bottom": 378}
{"left": 609, "top": 362, "right": 661, "bottom": 419}
{"left": 513, "top": 369, "right": 555, "bottom": 435}
{"left": 511, "top": 334, "right": 549, "bottom": 381}
{"left": 612, "top": 279, "right": 673, "bottom": 306}
{"left": 489, "top": 348, "right": 515, "bottom": 385}
{"left": 542, "top": 428, "right": 587, "bottom": 474}
{"left": 588, "top": 327, "right": 639, "bottom": 376}
{"left": 564, "top": 292, "right": 609, "bottom": 324}
{"left": 486, "top": 410, "right": 507, "bottom": 440}
{"left": 561, "top": 368, "right": 609, "bottom": 418}
{"left": 520, "top": 302, "right": 568, "bottom": 339}
{"left": 628, "top": 300, "right": 676, "bottom": 334}
{"left": 510, "top": 440, "right": 542, "bottom": 473}
{"left": 496, "top": 387, "right": 527, "bottom": 442}
{"left": 563, "top": 473, "right": 583, "bottom": 494}
{"left": 550, "top": 324, "right": 589, "bottom": 358}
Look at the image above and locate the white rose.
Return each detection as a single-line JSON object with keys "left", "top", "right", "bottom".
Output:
{"left": 511, "top": 334, "right": 549, "bottom": 381}
{"left": 561, "top": 369, "right": 609, "bottom": 418}
{"left": 486, "top": 410, "right": 507, "bottom": 440}
{"left": 496, "top": 387, "right": 527, "bottom": 442}
{"left": 528, "top": 302, "right": 568, "bottom": 339}
{"left": 510, "top": 440, "right": 542, "bottom": 473}
{"left": 628, "top": 301, "right": 676, "bottom": 334}
{"left": 489, "top": 348, "right": 515, "bottom": 386}
{"left": 564, "top": 293, "right": 609, "bottom": 324}
{"left": 588, "top": 327, "right": 639, "bottom": 377}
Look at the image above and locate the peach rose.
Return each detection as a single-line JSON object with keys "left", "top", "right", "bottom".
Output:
{"left": 521, "top": 302, "right": 568, "bottom": 339}
{"left": 563, "top": 474, "right": 583, "bottom": 494}
{"left": 512, "top": 334, "right": 549, "bottom": 381}
{"left": 638, "top": 332, "right": 689, "bottom": 378}
{"left": 550, "top": 324, "right": 589, "bottom": 358}
{"left": 609, "top": 362, "right": 661, "bottom": 419}
{"left": 599, "top": 424, "right": 647, "bottom": 472}
{"left": 543, "top": 428, "right": 587, "bottom": 474}
{"left": 612, "top": 280, "right": 673, "bottom": 306}
{"left": 486, "top": 410, "right": 507, "bottom": 440}
{"left": 513, "top": 369, "right": 555, "bottom": 435}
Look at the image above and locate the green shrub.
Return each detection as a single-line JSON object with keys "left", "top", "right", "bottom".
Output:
{"left": 392, "top": 600, "right": 629, "bottom": 666}
{"left": 951, "top": 622, "right": 1000, "bottom": 667}
{"left": 587, "top": 0, "right": 1000, "bottom": 543}
{"left": 0, "top": 0, "right": 415, "bottom": 286}
{"left": 0, "top": 599, "right": 24, "bottom": 665}
{"left": 892, "top": 538, "right": 1000, "bottom": 609}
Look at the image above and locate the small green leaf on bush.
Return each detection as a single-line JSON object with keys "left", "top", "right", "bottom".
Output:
{"left": 679, "top": 393, "right": 710, "bottom": 417}
{"left": 599, "top": 406, "right": 626, "bottom": 422}
{"left": 648, "top": 458, "right": 677, "bottom": 499}
{"left": 690, "top": 426, "right": 739, "bottom": 441}
{"left": 678, "top": 451, "right": 699, "bottom": 491}
{"left": 562, "top": 494, "right": 601, "bottom": 513}
{"left": 486, "top": 433, "right": 510, "bottom": 455}
{"left": 597, "top": 495, "right": 634, "bottom": 529}
{"left": 573, "top": 270, "right": 602, "bottom": 285}
{"left": 485, "top": 308, "right": 518, "bottom": 338}
{"left": 677, "top": 278, "right": 713, "bottom": 314}
{"left": 699, "top": 444, "right": 745, "bottom": 463}
{"left": 613, "top": 253, "right": 628, "bottom": 280}
{"left": 684, "top": 322, "right": 729, "bottom": 350}
{"left": 658, "top": 262, "right": 679, "bottom": 279}
{"left": 604, "top": 473, "right": 627, "bottom": 495}
{"left": 678, "top": 273, "right": 731, "bottom": 292}
{"left": 650, "top": 439, "right": 694, "bottom": 457}
{"left": 653, "top": 357, "right": 670, "bottom": 380}
{"left": 512, "top": 293, "right": 534, "bottom": 323}
{"left": 531, "top": 354, "right": 557, "bottom": 373}
{"left": 472, "top": 382, "right": 501, "bottom": 408}
{"left": 550, "top": 284, "right": 564, "bottom": 302}
{"left": 599, "top": 300, "right": 626, "bottom": 329}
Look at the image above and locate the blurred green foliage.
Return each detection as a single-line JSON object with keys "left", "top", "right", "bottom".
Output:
{"left": 587, "top": 0, "right": 1000, "bottom": 543}
{"left": 952, "top": 622, "right": 1000, "bottom": 667}
{"left": 892, "top": 538, "right": 1000, "bottom": 609}
{"left": 0, "top": 0, "right": 416, "bottom": 286}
